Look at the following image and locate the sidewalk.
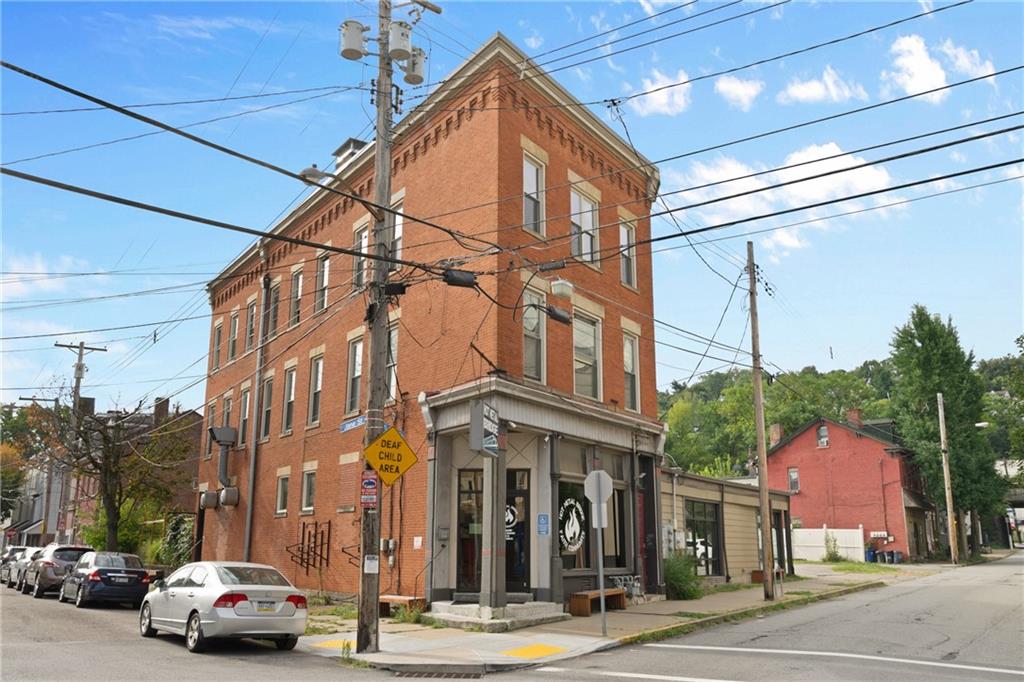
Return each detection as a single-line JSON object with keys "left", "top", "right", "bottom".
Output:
{"left": 297, "top": 573, "right": 889, "bottom": 673}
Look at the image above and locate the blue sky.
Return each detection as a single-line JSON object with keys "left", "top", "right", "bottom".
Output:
{"left": 2, "top": 0, "right": 1021, "bottom": 413}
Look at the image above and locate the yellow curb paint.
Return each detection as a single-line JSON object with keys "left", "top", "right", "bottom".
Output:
{"left": 501, "top": 643, "right": 568, "bottom": 659}
{"left": 312, "top": 638, "right": 357, "bottom": 649}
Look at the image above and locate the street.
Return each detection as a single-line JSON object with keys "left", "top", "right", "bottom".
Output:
{"left": 0, "top": 589, "right": 376, "bottom": 681}
{"left": 2, "top": 554, "right": 1022, "bottom": 681}
{"left": 507, "top": 552, "right": 1024, "bottom": 682}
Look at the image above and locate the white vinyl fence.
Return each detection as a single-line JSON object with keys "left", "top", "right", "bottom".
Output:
{"left": 792, "top": 525, "right": 865, "bottom": 562}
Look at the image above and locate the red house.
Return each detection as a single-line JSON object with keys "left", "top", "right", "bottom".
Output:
{"left": 767, "top": 409, "right": 936, "bottom": 560}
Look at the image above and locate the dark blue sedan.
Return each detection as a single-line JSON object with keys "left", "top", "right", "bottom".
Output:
{"left": 59, "top": 551, "right": 151, "bottom": 608}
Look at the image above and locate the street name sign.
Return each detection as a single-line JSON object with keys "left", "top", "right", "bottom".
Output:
{"left": 364, "top": 426, "right": 418, "bottom": 486}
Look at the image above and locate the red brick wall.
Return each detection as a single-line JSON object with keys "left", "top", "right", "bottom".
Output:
{"left": 767, "top": 422, "right": 911, "bottom": 557}
{"left": 198, "top": 56, "right": 660, "bottom": 595}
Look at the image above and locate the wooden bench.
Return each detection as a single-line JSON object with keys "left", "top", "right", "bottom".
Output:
{"left": 569, "top": 587, "right": 627, "bottom": 617}
{"left": 378, "top": 594, "right": 427, "bottom": 618}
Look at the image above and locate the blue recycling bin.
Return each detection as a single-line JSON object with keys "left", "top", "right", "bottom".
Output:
{"left": 893, "top": 551, "right": 903, "bottom": 564}
{"left": 865, "top": 549, "right": 876, "bottom": 563}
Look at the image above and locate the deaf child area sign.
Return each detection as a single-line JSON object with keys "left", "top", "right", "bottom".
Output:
{"left": 364, "top": 426, "right": 418, "bottom": 486}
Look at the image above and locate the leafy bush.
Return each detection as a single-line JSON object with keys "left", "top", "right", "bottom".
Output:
{"left": 138, "top": 537, "right": 163, "bottom": 565}
{"left": 392, "top": 604, "right": 423, "bottom": 624}
{"left": 823, "top": 532, "right": 842, "bottom": 562}
{"left": 161, "top": 514, "right": 194, "bottom": 568}
{"left": 664, "top": 551, "right": 703, "bottom": 600}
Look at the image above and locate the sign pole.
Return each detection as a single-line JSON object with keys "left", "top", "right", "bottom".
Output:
{"left": 584, "top": 468, "right": 613, "bottom": 638}
{"left": 596, "top": 503, "right": 607, "bottom": 637}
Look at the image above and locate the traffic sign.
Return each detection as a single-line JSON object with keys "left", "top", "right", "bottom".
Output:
{"left": 584, "top": 469, "right": 613, "bottom": 503}
{"left": 364, "top": 426, "right": 418, "bottom": 486}
{"left": 360, "top": 471, "right": 379, "bottom": 509}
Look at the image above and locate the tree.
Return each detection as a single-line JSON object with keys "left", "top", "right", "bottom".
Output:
{"left": 1, "top": 403, "right": 51, "bottom": 521}
{"left": 29, "top": 400, "right": 199, "bottom": 551}
{"left": 889, "top": 305, "right": 1006, "bottom": 532}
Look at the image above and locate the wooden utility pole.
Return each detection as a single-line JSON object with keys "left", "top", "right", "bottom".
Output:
{"left": 357, "top": 0, "right": 396, "bottom": 654}
{"left": 747, "top": 241, "right": 775, "bottom": 600}
{"left": 936, "top": 393, "right": 958, "bottom": 564}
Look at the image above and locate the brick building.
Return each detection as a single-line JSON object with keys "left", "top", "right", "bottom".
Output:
{"left": 766, "top": 409, "right": 937, "bottom": 560}
{"left": 197, "top": 34, "right": 665, "bottom": 617}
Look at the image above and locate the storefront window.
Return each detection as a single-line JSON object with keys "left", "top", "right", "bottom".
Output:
{"left": 685, "top": 499, "right": 722, "bottom": 576}
{"left": 602, "top": 489, "right": 627, "bottom": 568}
{"left": 457, "top": 470, "right": 484, "bottom": 592}
{"left": 558, "top": 481, "right": 591, "bottom": 570}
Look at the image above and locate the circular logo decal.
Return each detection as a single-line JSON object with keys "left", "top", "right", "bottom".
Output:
{"left": 559, "top": 498, "right": 586, "bottom": 553}
{"left": 505, "top": 504, "right": 518, "bottom": 528}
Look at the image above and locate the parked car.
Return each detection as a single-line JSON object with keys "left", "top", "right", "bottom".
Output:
{"left": 0, "top": 546, "right": 27, "bottom": 584}
{"left": 10, "top": 547, "right": 44, "bottom": 592}
{"left": 60, "top": 551, "right": 150, "bottom": 608}
{"left": 23, "top": 544, "right": 92, "bottom": 598}
{"left": 139, "top": 562, "right": 307, "bottom": 653}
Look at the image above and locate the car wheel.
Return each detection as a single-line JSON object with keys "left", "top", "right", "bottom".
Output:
{"left": 139, "top": 603, "right": 157, "bottom": 638}
{"left": 31, "top": 579, "right": 43, "bottom": 599}
{"left": 57, "top": 582, "right": 67, "bottom": 603}
{"left": 19, "top": 576, "right": 31, "bottom": 594}
{"left": 275, "top": 637, "right": 298, "bottom": 651}
{"left": 75, "top": 585, "right": 88, "bottom": 608}
{"left": 185, "top": 612, "right": 207, "bottom": 653}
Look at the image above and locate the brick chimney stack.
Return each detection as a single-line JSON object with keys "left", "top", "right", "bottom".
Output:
{"left": 769, "top": 423, "right": 784, "bottom": 447}
{"left": 154, "top": 397, "right": 169, "bottom": 424}
{"left": 846, "top": 408, "right": 863, "bottom": 428}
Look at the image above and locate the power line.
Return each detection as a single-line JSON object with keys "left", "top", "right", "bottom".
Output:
{"left": 2, "top": 280, "right": 208, "bottom": 312}
{"left": 0, "top": 314, "right": 211, "bottom": 341}
{"left": 400, "top": 66, "right": 1022, "bottom": 247}
{"left": 0, "top": 84, "right": 355, "bottom": 116}
{"left": 0, "top": 60, "right": 502, "bottom": 254}
{"left": 0, "top": 167, "right": 444, "bottom": 274}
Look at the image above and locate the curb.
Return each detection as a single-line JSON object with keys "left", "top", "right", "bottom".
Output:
{"left": 353, "top": 581, "right": 885, "bottom": 674}
{"left": 615, "top": 581, "right": 886, "bottom": 646}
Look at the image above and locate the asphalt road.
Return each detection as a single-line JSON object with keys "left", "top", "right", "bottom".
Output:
{"left": 0, "top": 585, "right": 381, "bottom": 681}
{"left": 508, "top": 551, "right": 1024, "bottom": 682}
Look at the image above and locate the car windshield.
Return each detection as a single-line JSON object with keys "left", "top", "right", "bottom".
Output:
{"left": 215, "top": 566, "right": 290, "bottom": 586}
{"left": 53, "top": 548, "right": 90, "bottom": 563}
{"left": 95, "top": 554, "right": 143, "bottom": 568}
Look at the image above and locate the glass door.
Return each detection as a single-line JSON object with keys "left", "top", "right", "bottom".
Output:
{"left": 506, "top": 470, "right": 530, "bottom": 594}
{"left": 456, "top": 470, "right": 483, "bottom": 593}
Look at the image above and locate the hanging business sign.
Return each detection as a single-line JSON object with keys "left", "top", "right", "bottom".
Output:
{"left": 469, "top": 400, "right": 500, "bottom": 457}
{"left": 559, "top": 497, "right": 586, "bottom": 553}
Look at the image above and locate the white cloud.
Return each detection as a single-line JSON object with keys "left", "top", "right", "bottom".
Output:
{"left": 881, "top": 34, "right": 948, "bottom": 104}
{"left": 573, "top": 67, "right": 593, "bottom": 83}
{"left": 626, "top": 68, "right": 691, "bottom": 117}
{"left": 917, "top": 0, "right": 934, "bottom": 13}
{"left": 524, "top": 30, "right": 543, "bottom": 50}
{"left": 776, "top": 65, "right": 868, "bottom": 105}
{"left": 937, "top": 39, "right": 995, "bottom": 84}
{"left": 713, "top": 75, "right": 764, "bottom": 112}
{"left": 949, "top": 151, "right": 966, "bottom": 164}
{"left": 152, "top": 15, "right": 278, "bottom": 40}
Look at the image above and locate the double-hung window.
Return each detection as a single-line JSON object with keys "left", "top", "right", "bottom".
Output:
{"left": 522, "top": 290, "right": 544, "bottom": 382}
{"left": 205, "top": 403, "right": 216, "bottom": 458}
{"left": 245, "top": 302, "right": 257, "bottom": 352}
{"left": 620, "top": 221, "right": 636, "bottom": 287}
{"left": 570, "top": 190, "right": 598, "bottom": 262}
{"left": 259, "top": 377, "right": 273, "bottom": 440}
{"left": 346, "top": 339, "right": 362, "bottom": 414}
{"left": 314, "top": 254, "right": 329, "bottom": 313}
{"left": 289, "top": 271, "right": 302, "bottom": 327}
{"left": 282, "top": 368, "right": 296, "bottom": 433}
{"left": 573, "top": 315, "right": 601, "bottom": 400}
{"left": 275, "top": 476, "right": 289, "bottom": 514}
{"left": 222, "top": 397, "right": 232, "bottom": 433}
{"left": 301, "top": 471, "right": 316, "bottom": 512}
{"left": 309, "top": 355, "right": 323, "bottom": 424}
{"left": 212, "top": 324, "right": 222, "bottom": 370}
{"left": 388, "top": 203, "right": 403, "bottom": 271}
{"left": 353, "top": 227, "right": 368, "bottom": 288}
{"left": 523, "top": 156, "right": 544, "bottom": 235}
{"left": 623, "top": 333, "right": 639, "bottom": 411}
{"left": 788, "top": 468, "right": 800, "bottom": 492}
{"left": 387, "top": 324, "right": 398, "bottom": 402}
{"left": 238, "top": 389, "right": 250, "bottom": 446}
{"left": 265, "top": 284, "right": 280, "bottom": 338}
{"left": 228, "top": 313, "right": 239, "bottom": 361}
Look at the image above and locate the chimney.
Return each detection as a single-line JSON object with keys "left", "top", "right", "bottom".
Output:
{"left": 155, "top": 397, "right": 169, "bottom": 424}
{"left": 79, "top": 397, "right": 95, "bottom": 417}
{"left": 333, "top": 137, "right": 368, "bottom": 173}
{"left": 769, "top": 423, "right": 783, "bottom": 447}
{"left": 846, "top": 408, "right": 863, "bottom": 428}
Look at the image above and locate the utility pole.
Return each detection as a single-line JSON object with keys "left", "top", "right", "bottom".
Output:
{"left": 357, "top": 0, "right": 397, "bottom": 655}
{"left": 747, "top": 241, "right": 775, "bottom": 600}
{"left": 55, "top": 341, "right": 106, "bottom": 543}
{"left": 936, "top": 392, "right": 958, "bottom": 564}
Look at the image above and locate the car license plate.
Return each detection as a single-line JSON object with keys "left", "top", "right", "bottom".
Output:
{"left": 257, "top": 601, "right": 276, "bottom": 613}
{"left": 112, "top": 577, "right": 129, "bottom": 583}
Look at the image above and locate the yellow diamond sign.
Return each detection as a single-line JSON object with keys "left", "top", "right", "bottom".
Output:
{"left": 364, "top": 426, "right": 418, "bottom": 486}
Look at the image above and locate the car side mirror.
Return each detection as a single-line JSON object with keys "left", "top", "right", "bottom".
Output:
{"left": 153, "top": 579, "right": 166, "bottom": 590}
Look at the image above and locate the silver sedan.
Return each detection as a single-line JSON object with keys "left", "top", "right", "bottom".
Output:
{"left": 139, "top": 561, "right": 307, "bottom": 653}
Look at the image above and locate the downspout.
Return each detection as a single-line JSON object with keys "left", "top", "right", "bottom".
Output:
{"left": 243, "top": 249, "right": 270, "bottom": 562}
{"left": 671, "top": 473, "right": 678, "bottom": 553}
{"left": 718, "top": 480, "right": 731, "bottom": 582}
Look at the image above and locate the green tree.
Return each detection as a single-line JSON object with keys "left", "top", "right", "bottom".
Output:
{"left": 0, "top": 403, "right": 52, "bottom": 521}
{"left": 889, "top": 305, "right": 1006, "bottom": 531}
